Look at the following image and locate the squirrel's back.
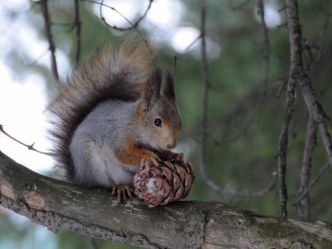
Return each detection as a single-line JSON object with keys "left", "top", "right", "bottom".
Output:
{"left": 49, "top": 38, "right": 156, "bottom": 178}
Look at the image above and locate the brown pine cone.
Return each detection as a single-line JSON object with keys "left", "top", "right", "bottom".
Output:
{"left": 133, "top": 159, "right": 195, "bottom": 208}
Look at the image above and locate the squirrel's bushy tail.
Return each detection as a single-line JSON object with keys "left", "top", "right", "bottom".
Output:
{"left": 49, "top": 38, "right": 156, "bottom": 178}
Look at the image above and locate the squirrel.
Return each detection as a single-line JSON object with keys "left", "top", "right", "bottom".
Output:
{"left": 49, "top": 38, "right": 182, "bottom": 199}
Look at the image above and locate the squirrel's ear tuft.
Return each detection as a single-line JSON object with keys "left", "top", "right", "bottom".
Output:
{"left": 162, "top": 71, "right": 176, "bottom": 102}
{"left": 143, "top": 68, "right": 161, "bottom": 111}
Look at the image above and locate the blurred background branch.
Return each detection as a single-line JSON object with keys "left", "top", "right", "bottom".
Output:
{"left": 38, "top": 0, "right": 59, "bottom": 82}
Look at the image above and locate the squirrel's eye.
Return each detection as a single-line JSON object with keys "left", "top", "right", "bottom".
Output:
{"left": 154, "top": 118, "right": 162, "bottom": 127}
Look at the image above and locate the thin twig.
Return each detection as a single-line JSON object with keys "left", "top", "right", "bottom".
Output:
{"left": 39, "top": 0, "right": 59, "bottom": 82}
{"left": 173, "top": 56, "right": 177, "bottom": 85}
{"left": 198, "top": 0, "right": 225, "bottom": 194}
{"left": 83, "top": 0, "right": 153, "bottom": 31}
{"left": 229, "top": 0, "right": 252, "bottom": 11}
{"left": 0, "top": 125, "right": 52, "bottom": 156}
{"left": 184, "top": 34, "right": 202, "bottom": 53}
{"left": 29, "top": 49, "right": 50, "bottom": 67}
{"left": 73, "top": 0, "right": 82, "bottom": 68}
{"left": 90, "top": 238, "right": 98, "bottom": 249}
{"left": 294, "top": 161, "right": 331, "bottom": 205}
{"left": 51, "top": 22, "right": 74, "bottom": 27}
{"left": 199, "top": 0, "right": 211, "bottom": 193}
{"left": 257, "top": 0, "right": 270, "bottom": 90}
{"left": 296, "top": 117, "right": 317, "bottom": 220}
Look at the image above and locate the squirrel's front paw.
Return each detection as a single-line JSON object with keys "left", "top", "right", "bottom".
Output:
{"left": 140, "top": 152, "right": 160, "bottom": 171}
{"left": 172, "top": 152, "right": 184, "bottom": 162}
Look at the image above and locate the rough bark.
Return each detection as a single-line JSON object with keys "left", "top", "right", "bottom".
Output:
{"left": 0, "top": 151, "right": 331, "bottom": 249}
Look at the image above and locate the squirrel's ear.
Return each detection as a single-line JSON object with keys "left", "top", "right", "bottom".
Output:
{"left": 161, "top": 71, "right": 176, "bottom": 102}
{"left": 143, "top": 68, "right": 161, "bottom": 111}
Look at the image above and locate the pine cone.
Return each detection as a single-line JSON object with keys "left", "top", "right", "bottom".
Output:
{"left": 134, "top": 160, "right": 195, "bottom": 208}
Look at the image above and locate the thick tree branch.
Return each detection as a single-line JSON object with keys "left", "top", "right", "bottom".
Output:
{"left": 1, "top": 151, "right": 332, "bottom": 248}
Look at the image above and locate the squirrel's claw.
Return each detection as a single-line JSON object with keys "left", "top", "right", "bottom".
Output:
{"left": 112, "top": 185, "right": 134, "bottom": 201}
{"left": 173, "top": 152, "right": 184, "bottom": 161}
{"left": 141, "top": 155, "right": 160, "bottom": 171}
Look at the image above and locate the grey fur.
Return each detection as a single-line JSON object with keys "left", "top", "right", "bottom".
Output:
{"left": 70, "top": 100, "right": 140, "bottom": 188}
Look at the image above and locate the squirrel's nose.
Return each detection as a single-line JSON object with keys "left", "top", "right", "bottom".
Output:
{"left": 167, "top": 142, "right": 176, "bottom": 149}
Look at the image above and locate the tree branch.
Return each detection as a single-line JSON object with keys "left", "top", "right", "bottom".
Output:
{"left": 0, "top": 124, "right": 52, "bottom": 156}
{"left": 198, "top": 0, "right": 213, "bottom": 193}
{"left": 83, "top": 0, "right": 153, "bottom": 32}
{"left": 276, "top": 0, "right": 301, "bottom": 216}
{"left": 73, "top": 0, "right": 82, "bottom": 68}
{"left": 257, "top": 0, "right": 270, "bottom": 89}
{"left": 296, "top": 116, "right": 317, "bottom": 220}
{"left": 294, "top": 161, "right": 331, "bottom": 206}
{"left": 0, "top": 151, "right": 332, "bottom": 248}
{"left": 285, "top": 0, "right": 332, "bottom": 180}
{"left": 39, "top": 0, "right": 59, "bottom": 82}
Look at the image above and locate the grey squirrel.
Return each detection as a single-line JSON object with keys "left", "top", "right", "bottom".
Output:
{"left": 49, "top": 38, "right": 182, "bottom": 198}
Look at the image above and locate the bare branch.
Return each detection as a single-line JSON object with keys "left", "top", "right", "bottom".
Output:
{"left": 173, "top": 56, "right": 177, "bottom": 85}
{"left": 294, "top": 161, "right": 331, "bottom": 205}
{"left": 282, "top": 0, "right": 332, "bottom": 220}
{"left": 0, "top": 124, "right": 52, "bottom": 156}
{"left": 90, "top": 239, "right": 98, "bottom": 249}
{"left": 285, "top": 0, "right": 332, "bottom": 175}
{"left": 296, "top": 117, "right": 317, "bottom": 220}
{"left": 73, "top": 0, "right": 82, "bottom": 68}
{"left": 276, "top": 0, "right": 302, "bottom": 216}
{"left": 28, "top": 48, "right": 50, "bottom": 67}
{"left": 38, "top": 0, "right": 59, "bottom": 82}
{"left": 198, "top": 0, "right": 210, "bottom": 192}
{"left": 229, "top": 0, "right": 252, "bottom": 11}
{"left": 184, "top": 34, "right": 201, "bottom": 52}
{"left": 257, "top": 0, "right": 270, "bottom": 89}
{"left": 82, "top": 0, "right": 153, "bottom": 32}
{"left": 277, "top": 105, "right": 293, "bottom": 219}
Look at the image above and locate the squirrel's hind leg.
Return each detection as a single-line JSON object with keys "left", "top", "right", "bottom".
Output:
{"left": 70, "top": 133, "right": 116, "bottom": 188}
